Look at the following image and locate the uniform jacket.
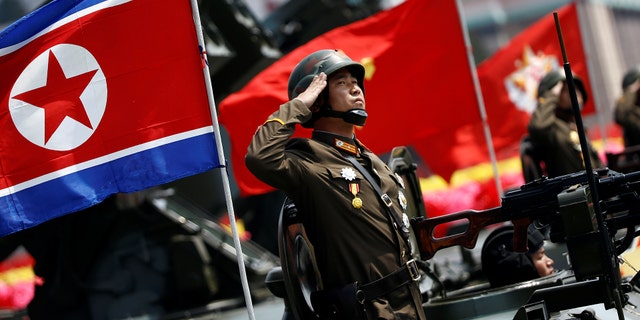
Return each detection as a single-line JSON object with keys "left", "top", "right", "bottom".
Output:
{"left": 528, "top": 92, "right": 603, "bottom": 178}
{"left": 246, "top": 99, "right": 426, "bottom": 319}
{"left": 614, "top": 90, "right": 640, "bottom": 147}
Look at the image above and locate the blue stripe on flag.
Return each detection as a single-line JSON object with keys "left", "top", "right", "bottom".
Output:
{"left": 0, "top": 0, "right": 111, "bottom": 48}
{"left": 0, "top": 132, "right": 221, "bottom": 237}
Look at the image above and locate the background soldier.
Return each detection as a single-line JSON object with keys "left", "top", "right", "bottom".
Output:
{"left": 527, "top": 70, "right": 603, "bottom": 178}
{"left": 614, "top": 65, "right": 640, "bottom": 148}
{"left": 481, "top": 224, "right": 555, "bottom": 288}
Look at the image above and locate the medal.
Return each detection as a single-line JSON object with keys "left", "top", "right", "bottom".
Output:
{"left": 398, "top": 191, "right": 407, "bottom": 210}
{"left": 341, "top": 167, "right": 357, "bottom": 181}
{"left": 352, "top": 197, "right": 363, "bottom": 209}
{"left": 402, "top": 213, "right": 410, "bottom": 229}
{"left": 349, "top": 183, "right": 363, "bottom": 209}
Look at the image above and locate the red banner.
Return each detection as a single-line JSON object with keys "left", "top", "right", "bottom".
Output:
{"left": 422, "top": 3, "right": 590, "bottom": 224}
{"left": 220, "top": 0, "right": 479, "bottom": 197}
{"left": 477, "top": 3, "right": 590, "bottom": 158}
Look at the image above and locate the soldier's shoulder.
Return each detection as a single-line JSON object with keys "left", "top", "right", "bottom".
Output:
{"left": 286, "top": 138, "right": 328, "bottom": 162}
{"left": 286, "top": 138, "right": 312, "bottom": 153}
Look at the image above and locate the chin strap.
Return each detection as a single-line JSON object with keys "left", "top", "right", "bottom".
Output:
{"left": 319, "top": 108, "right": 368, "bottom": 126}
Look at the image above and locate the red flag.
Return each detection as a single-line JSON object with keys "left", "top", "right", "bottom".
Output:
{"left": 476, "top": 3, "right": 590, "bottom": 158}
{"left": 220, "top": 0, "right": 479, "bottom": 197}
{"left": 415, "top": 3, "right": 590, "bottom": 222}
{"left": 0, "top": 0, "right": 221, "bottom": 236}
{"left": 417, "top": 3, "right": 590, "bottom": 219}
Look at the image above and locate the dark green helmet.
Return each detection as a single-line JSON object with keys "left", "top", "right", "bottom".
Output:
{"left": 537, "top": 69, "right": 588, "bottom": 104}
{"left": 287, "top": 49, "right": 365, "bottom": 100}
{"left": 622, "top": 65, "right": 640, "bottom": 90}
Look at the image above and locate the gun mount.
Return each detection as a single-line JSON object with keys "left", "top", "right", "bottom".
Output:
{"left": 411, "top": 168, "right": 640, "bottom": 319}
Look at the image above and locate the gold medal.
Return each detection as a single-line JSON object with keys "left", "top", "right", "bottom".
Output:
{"left": 349, "top": 183, "right": 363, "bottom": 209}
{"left": 352, "top": 197, "right": 363, "bottom": 209}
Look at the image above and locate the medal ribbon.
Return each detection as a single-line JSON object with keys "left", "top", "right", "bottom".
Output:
{"left": 349, "top": 183, "right": 359, "bottom": 196}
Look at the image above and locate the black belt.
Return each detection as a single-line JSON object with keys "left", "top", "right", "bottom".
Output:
{"left": 310, "top": 261, "right": 422, "bottom": 319}
{"left": 356, "top": 259, "right": 421, "bottom": 304}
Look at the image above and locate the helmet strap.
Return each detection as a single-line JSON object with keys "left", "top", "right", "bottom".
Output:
{"left": 319, "top": 108, "right": 368, "bottom": 126}
{"left": 303, "top": 89, "right": 368, "bottom": 127}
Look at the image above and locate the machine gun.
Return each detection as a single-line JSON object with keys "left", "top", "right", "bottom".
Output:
{"left": 411, "top": 168, "right": 640, "bottom": 318}
{"left": 411, "top": 168, "right": 640, "bottom": 261}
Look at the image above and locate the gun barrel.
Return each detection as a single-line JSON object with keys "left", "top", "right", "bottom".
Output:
{"left": 598, "top": 169, "right": 640, "bottom": 194}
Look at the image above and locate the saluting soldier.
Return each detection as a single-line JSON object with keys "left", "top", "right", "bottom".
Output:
{"left": 245, "top": 49, "right": 426, "bottom": 320}
{"left": 614, "top": 66, "right": 640, "bottom": 148}
{"left": 528, "top": 70, "right": 603, "bottom": 178}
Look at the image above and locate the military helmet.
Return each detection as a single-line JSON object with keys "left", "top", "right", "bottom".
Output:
{"left": 537, "top": 69, "right": 588, "bottom": 104}
{"left": 287, "top": 49, "right": 365, "bottom": 100}
{"left": 622, "top": 65, "right": 640, "bottom": 90}
{"left": 480, "top": 225, "right": 545, "bottom": 288}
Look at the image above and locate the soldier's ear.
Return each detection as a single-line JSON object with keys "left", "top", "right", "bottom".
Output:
{"left": 310, "top": 103, "right": 321, "bottom": 112}
{"left": 311, "top": 94, "right": 326, "bottom": 112}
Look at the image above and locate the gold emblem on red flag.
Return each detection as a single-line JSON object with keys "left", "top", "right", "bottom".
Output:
{"left": 505, "top": 45, "right": 559, "bottom": 114}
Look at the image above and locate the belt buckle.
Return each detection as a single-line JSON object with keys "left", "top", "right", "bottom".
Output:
{"left": 406, "top": 259, "right": 421, "bottom": 282}
{"left": 381, "top": 194, "right": 393, "bottom": 207}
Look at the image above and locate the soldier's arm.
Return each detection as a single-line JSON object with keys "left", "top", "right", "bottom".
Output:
{"left": 614, "top": 90, "right": 640, "bottom": 128}
{"left": 245, "top": 99, "right": 310, "bottom": 190}
{"left": 245, "top": 73, "right": 326, "bottom": 191}
{"left": 528, "top": 93, "right": 569, "bottom": 145}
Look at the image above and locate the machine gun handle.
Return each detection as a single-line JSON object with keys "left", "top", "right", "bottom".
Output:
{"left": 410, "top": 207, "right": 531, "bottom": 260}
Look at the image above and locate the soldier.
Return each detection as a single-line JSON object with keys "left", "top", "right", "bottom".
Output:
{"left": 614, "top": 65, "right": 640, "bottom": 148}
{"left": 527, "top": 70, "right": 603, "bottom": 178}
{"left": 481, "top": 225, "right": 555, "bottom": 288}
{"left": 245, "top": 49, "right": 426, "bottom": 319}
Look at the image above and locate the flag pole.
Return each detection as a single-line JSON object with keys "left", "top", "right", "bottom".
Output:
{"left": 575, "top": 0, "right": 623, "bottom": 150}
{"left": 188, "top": 1, "right": 257, "bottom": 319}
{"left": 455, "top": 0, "right": 504, "bottom": 198}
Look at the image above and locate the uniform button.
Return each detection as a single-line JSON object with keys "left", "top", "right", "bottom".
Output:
{"left": 393, "top": 222, "right": 398, "bottom": 230}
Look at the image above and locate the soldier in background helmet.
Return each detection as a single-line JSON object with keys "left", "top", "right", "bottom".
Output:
{"left": 527, "top": 69, "right": 603, "bottom": 178}
{"left": 246, "top": 49, "right": 426, "bottom": 319}
{"left": 481, "top": 224, "right": 555, "bottom": 288}
{"left": 614, "top": 65, "right": 640, "bottom": 147}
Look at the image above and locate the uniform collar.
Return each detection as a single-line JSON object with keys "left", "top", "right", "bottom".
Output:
{"left": 312, "top": 131, "right": 359, "bottom": 156}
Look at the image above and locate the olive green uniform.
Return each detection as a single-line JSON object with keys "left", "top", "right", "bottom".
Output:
{"left": 246, "top": 99, "right": 426, "bottom": 319}
{"left": 528, "top": 92, "right": 603, "bottom": 178}
{"left": 614, "top": 90, "right": 640, "bottom": 147}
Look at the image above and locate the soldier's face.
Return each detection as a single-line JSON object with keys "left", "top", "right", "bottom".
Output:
{"left": 558, "top": 81, "right": 584, "bottom": 109}
{"left": 531, "top": 246, "right": 554, "bottom": 277}
{"left": 327, "top": 69, "right": 365, "bottom": 112}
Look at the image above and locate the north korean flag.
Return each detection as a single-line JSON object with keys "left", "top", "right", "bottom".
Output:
{"left": 0, "top": 0, "right": 221, "bottom": 237}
